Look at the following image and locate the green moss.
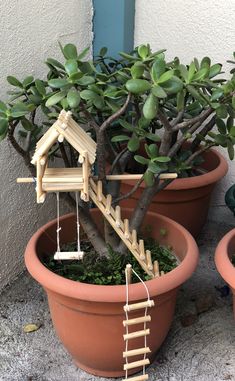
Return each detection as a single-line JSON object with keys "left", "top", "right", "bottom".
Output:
{"left": 42, "top": 237, "right": 177, "bottom": 285}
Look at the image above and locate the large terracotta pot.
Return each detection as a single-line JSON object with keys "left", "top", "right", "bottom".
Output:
{"left": 215, "top": 229, "right": 235, "bottom": 319}
{"left": 120, "top": 148, "right": 228, "bottom": 237}
{"left": 25, "top": 209, "right": 199, "bottom": 377}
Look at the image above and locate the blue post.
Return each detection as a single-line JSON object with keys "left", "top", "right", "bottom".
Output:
{"left": 93, "top": 0, "right": 135, "bottom": 58}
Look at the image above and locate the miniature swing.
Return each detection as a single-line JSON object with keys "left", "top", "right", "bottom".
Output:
{"left": 17, "top": 110, "right": 177, "bottom": 380}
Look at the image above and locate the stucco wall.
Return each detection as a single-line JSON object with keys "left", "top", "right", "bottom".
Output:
{"left": 135, "top": 0, "right": 235, "bottom": 219}
{"left": 0, "top": 0, "right": 93, "bottom": 291}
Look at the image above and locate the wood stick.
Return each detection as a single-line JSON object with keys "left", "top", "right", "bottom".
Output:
{"left": 82, "top": 151, "right": 89, "bottom": 202}
{"left": 58, "top": 134, "right": 64, "bottom": 143}
{"left": 97, "top": 180, "right": 103, "bottom": 202}
{"left": 123, "top": 329, "right": 150, "bottom": 341}
{"left": 17, "top": 178, "right": 35, "bottom": 183}
{"left": 123, "top": 315, "right": 151, "bottom": 327}
{"left": 121, "top": 375, "right": 148, "bottom": 381}
{"left": 124, "top": 219, "right": 130, "bottom": 239}
{"left": 123, "top": 347, "right": 151, "bottom": 358}
{"left": 78, "top": 154, "right": 84, "bottom": 164}
{"left": 93, "top": 173, "right": 177, "bottom": 181}
{"left": 161, "top": 270, "right": 165, "bottom": 276}
{"left": 153, "top": 260, "right": 160, "bottom": 277}
{"left": 105, "top": 194, "right": 112, "bottom": 214}
{"left": 131, "top": 229, "right": 138, "bottom": 249}
{"left": 125, "top": 264, "right": 132, "bottom": 285}
{"left": 146, "top": 250, "right": 153, "bottom": 271}
{"left": 124, "top": 358, "right": 150, "bottom": 371}
{"left": 42, "top": 183, "right": 83, "bottom": 192}
{"left": 115, "top": 205, "right": 121, "bottom": 227}
{"left": 139, "top": 240, "right": 146, "bottom": 260}
{"left": 124, "top": 300, "right": 154, "bottom": 312}
{"left": 42, "top": 177, "right": 83, "bottom": 183}
{"left": 40, "top": 155, "right": 47, "bottom": 166}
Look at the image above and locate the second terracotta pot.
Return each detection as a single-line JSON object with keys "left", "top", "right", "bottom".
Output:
{"left": 120, "top": 148, "right": 228, "bottom": 237}
{"left": 215, "top": 228, "right": 235, "bottom": 319}
{"left": 25, "top": 209, "right": 199, "bottom": 377}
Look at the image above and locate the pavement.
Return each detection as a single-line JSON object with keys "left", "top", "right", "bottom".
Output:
{"left": 0, "top": 217, "right": 235, "bottom": 381}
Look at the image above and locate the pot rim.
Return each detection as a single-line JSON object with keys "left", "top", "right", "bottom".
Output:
{"left": 215, "top": 228, "right": 235, "bottom": 288}
{"left": 25, "top": 209, "right": 199, "bottom": 302}
{"left": 123, "top": 148, "right": 228, "bottom": 191}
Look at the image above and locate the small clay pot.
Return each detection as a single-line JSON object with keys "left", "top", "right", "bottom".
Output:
{"left": 119, "top": 148, "right": 228, "bottom": 237}
{"left": 215, "top": 228, "right": 235, "bottom": 319}
{"left": 25, "top": 209, "right": 199, "bottom": 377}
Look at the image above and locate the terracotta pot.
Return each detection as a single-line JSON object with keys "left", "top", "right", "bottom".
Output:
{"left": 215, "top": 229, "right": 235, "bottom": 319}
{"left": 25, "top": 209, "right": 199, "bottom": 377}
{"left": 119, "top": 148, "right": 228, "bottom": 237}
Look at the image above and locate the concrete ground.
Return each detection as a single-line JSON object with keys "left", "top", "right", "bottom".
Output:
{"left": 0, "top": 218, "right": 235, "bottom": 381}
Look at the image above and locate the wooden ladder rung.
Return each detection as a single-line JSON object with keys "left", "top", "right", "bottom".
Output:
{"left": 123, "top": 315, "right": 151, "bottom": 327}
{"left": 123, "top": 347, "right": 151, "bottom": 358}
{"left": 123, "top": 329, "right": 150, "bottom": 340}
{"left": 122, "top": 375, "right": 148, "bottom": 381}
{"left": 124, "top": 300, "right": 154, "bottom": 312}
{"left": 124, "top": 358, "right": 150, "bottom": 371}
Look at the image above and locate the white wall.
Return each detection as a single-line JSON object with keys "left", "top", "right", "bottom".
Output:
{"left": 0, "top": 0, "right": 93, "bottom": 290}
{"left": 135, "top": 0, "right": 235, "bottom": 217}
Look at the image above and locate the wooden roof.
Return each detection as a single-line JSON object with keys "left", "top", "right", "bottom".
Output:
{"left": 31, "top": 110, "right": 97, "bottom": 165}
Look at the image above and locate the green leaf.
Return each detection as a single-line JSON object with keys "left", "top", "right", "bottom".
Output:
{"left": 48, "top": 78, "right": 69, "bottom": 88}
{"left": 161, "top": 76, "right": 183, "bottom": 94}
{"left": 192, "top": 68, "right": 208, "bottom": 81}
{"left": 128, "top": 136, "right": 140, "bottom": 152}
{"left": 80, "top": 89, "right": 97, "bottom": 100}
{"left": 227, "top": 116, "right": 234, "bottom": 131}
{"left": 23, "top": 76, "right": 34, "bottom": 88}
{"left": 151, "top": 85, "right": 167, "bottom": 98}
{"left": 232, "top": 95, "right": 235, "bottom": 110}
{"left": 119, "top": 120, "right": 135, "bottom": 131}
{"left": 0, "top": 101, "right": 8, "bottom": 114}
{"left": 35, "top": 79, "right": 46, "bottom": 97}
{"left": 216, "top": 105, "right": 228, "bottom": 119}
{"left": 21, "top": 118, "right": 33, "bottom": 131}
{"left": 76, "top": 76, "right": 95, "bottom": 86}
{"left": 67, "top": 88, "right": 80, "bottom": 108}
{"left": 151, "top": 59, "right": 166, "bottom": 82}
{"left": 111, "top": 135, "right": 129, "bottom": 143}
{"left": 209, "top": 64, "right": 222, "bottom": 78}
{"left": 148, "top": 161, "right": 162, "bottom": 174}
{"left": 144, "top": 170, "right": 154, "bottom": 186}
{"left": 216, "top": 118, "right": 226, "bottom": 134}
{"left": 229, "top": 126, "right": 235, "bottom": 137}
{"left": 77, "top": 47, "right": 90, "bottom": 60}
{"left": 187, "top": 85, "right": 204, "bottom": 103}
{"left": 158, "top": 70, "right": 174, "bottom": 84}
{"left": 145, "top": 133, "right": 160, "bottom": 142}
{"left": 200, "top": 56, "right": 211, "bottom": 70}
{"left": 138, "top": 45, "right": 149, "bottom": 59}
{"left": 125, "top": 79, "right": 151, "bottom": 94}
{"left": 7, "top": 76, "right": 22, "bottom": 87}
{"left": 131, "top": 63, "right": 145, "bottom": 79}
{"left": 11, "top": 103, "right": 29, "bottom": 117}
{"left": 211, "top": 88, "right": 223, "bottom": 101}
{"left": 46, "top": 58, "right": 65, "bottom": 70}
{"left": 99, "top": 47, "right": 108, "bottom": 57}
{"left": 45, "top": 91, "right": 67, "bottom": 107}
{"left": 188, "top": 62, "right": 196, "bottom": 82}
{"left": 63, "top": 43, "right": 78, "bottom": 59}
{"left": 65, "top": 59, "right": 78, "bottom": 76}
{"left": 93, "top": 94, "right": 105, "bottom": 109}
{"left": 145, "top": 143, "right": 158, "bottom": 158}
{"left": 154, "top": 156, "right": 171, "bottom": 163}
{"left": 134, "top": 155, "right": 149, "bottom": 165}
{"left": 177, "top": 90, "right": 185, "bottom": 111}
{"left": 0, "top": 118, "right": 8, "bottom": 135}
{"left": 227, "top": 139, "right": 234, "bottom": 160}
{"left": 143, "top": 93, "right": 158, "bottom": 120}
{"left": 179, "top": 64, "right": 189, "bottom": 82}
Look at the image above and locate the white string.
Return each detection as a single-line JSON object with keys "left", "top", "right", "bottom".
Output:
{"left": 75, "top": 192, "right": 81, "bottom": 252}
{"left": 56, "top": 192, "right": 61, "bottom": 253}
{"left": 124, "top": 267, "right": 151, "bottom": 379}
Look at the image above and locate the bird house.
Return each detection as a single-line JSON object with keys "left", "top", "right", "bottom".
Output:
{"left": 30, "top": 110, "right": 96, "bottom": 203}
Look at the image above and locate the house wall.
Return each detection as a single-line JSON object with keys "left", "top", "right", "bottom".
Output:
{"left": 0, "top": 0, "right": 93, "bottom": 291}
{"left": 135, "top": 0, "right": 235, "bottom": 223}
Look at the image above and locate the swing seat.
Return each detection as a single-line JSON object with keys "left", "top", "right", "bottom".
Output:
{"left": 54, "top": 251, "right": 84, "bottom": 260}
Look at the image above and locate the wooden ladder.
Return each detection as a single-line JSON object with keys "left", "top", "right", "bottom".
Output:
{"left": 89, "top": 179, "right": 156, "bottom": 278}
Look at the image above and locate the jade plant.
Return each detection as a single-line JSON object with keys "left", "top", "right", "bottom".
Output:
{"left": 1, "top": 43, "right": 235, "bottom": 256}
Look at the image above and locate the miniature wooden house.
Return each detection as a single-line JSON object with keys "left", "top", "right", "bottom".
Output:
{"left": 30, "top": 110, "right": 96, "bottom": 203}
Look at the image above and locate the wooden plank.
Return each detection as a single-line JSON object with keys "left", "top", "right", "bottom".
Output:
{"left": 54, "top": 251, "right": 84, "bottom": 260}
{"left": 124, "top": 300, "right": 154, "bottom": 312}
{"left": 104, "top": 173, "right": 177, "bottom": 180}
{"left": 121, "top": 375, "right": 148, "bottom": 381}
{"left": 123, "top": 329, "right": 150, "bottom": 341}
{"left": 123, "top": 315, "right": 151, "bottom": 327}
{"left": 44, "top": 168, "right": 83, "bottom": 176}
{"left": 31, "top": 127, "right": 59, "bottom": 164}
{"left": 43, "top": 177, "right": 83, "bottom": 183}
{"left": 123, "top": 347, "right": 151, "bottom": 358}
{"left": 124, "top": 359, "right": 150, "bottom": 371}
{"left": 42, "top": 183, "right": 83, "bottom": 192}
{"left": 69, "top": 119, "right": 97, "bottom": 150}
